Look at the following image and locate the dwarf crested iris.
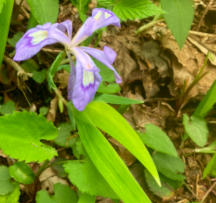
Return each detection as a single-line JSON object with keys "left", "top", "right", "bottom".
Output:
{"left": 13, "top": 8, "right": 122, "bottom": 111}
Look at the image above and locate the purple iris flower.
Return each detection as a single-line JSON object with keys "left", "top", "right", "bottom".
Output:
{"left": 13, "top": 8, "right": 122, "bottom": 111}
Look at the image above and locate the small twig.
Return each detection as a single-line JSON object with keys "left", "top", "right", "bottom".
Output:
{"left": 136, "top": 19, "right": 164, "bottom": 34}
{"left": 183, "top": 181, "right": 200, "bottom": 201}
{"left": 200, "top": 181, "right": 216, "bottom": 203}
{"left": 3, "top": 55, "right": 32, "bottom": 81}
{"left": 189, "top": 30, "right": 216, "bottom": 38}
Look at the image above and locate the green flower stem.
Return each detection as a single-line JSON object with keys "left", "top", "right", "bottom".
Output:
{"left": 195, "top": 148, "right": 216, "bottom": 154}
{"left": 35, "top": 160, "right": 50, "bottom": 178}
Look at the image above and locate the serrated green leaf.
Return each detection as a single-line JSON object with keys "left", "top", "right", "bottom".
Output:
{"left": 152, "top": 152, "right": 185, "bottom": 181}
{"left": 36, "top": 183, "right": 78, "bottom": 203}
{"left": 0, "top": 166, "right": 15, "bottom": 195}
{"left": 0, "top": 111, "right": 58, "bottom": 163}
{"left": 64, "top": 156, "right": 118, "bottom": 198}
{"left": 54, "top": 122, "right": 78, "bottom": 147}
{"left": 84, "top": 101, "right": 160, "bottom": 185}
{"left": 138, "top": 124, "right": 178, "bottom": 157}
{"left": 0, "top": 0, "right": 6, "bottom": 13}
{"left": 145, "top": 170, "right": 174, "bottom": 200}
{"left": 78, "top": 193, "right": 96, "bottom": 203}
{"left": 0, "top": 182, "right": 20, "bottom": 203}
{"left": 0, "top": 100, "right": 15, "bottom": 115}
{"left": 183, "top": 114, "right": 209, "bottom": 147}
{"left": 32, "top": 69, "right": 47, "bottom": 84}
{"left": 94, "top": 94, "right": 143, "bottom": 104}
{"left": 7, "top": 32, "right": 23, "bottom": 47}
{"left": 9, "top": 162, "right": 35, "bottom": 184}
{"left": 72, "top": 105, "right": 153, "bottom": 203}
{"left": 203, "top": 153, "right": 216, "bottom": 178}
{"left": 0, "top": 0, "right": 14, "bottom": 67}
{"left": 161, "top": 0, "right": 194, "bottom": 49}
{"left": 26, "top": 0, "right": 59, "bottom": 24}
{"left": 96, "top": 0, "right": 115, "bottom": 7}
{"left": 113, "top": 0, "right": 164, "bottom": 21}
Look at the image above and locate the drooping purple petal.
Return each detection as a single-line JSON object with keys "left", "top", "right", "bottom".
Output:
{"left": 72, "top": 47, "right": 99, "bottom": 72}
{"left": 79, "top": 46, "right": 122, "bottom": 83}
{"left": 71, "top": 8, "right": 120, "bottom": 46}
{"left": 13, "top": 22, "right": 71, "bottom": 61}
{"left": 57, "top": 20, "right": 73, "bottom": 40}
{"left": 71, "top": 58, "right": 101, "bottom": 111}
{"left": 67, "top": 53, "right": 76, "bottom": 100}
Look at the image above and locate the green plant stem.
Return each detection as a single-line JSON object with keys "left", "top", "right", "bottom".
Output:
{"left": 35, "top": 160, "right": 49, "bottom": 178}
{"left": 136, "top": 19, "right": 164, "bottom": 34}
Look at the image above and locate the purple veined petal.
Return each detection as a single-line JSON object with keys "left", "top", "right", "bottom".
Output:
{"left": 71, "top": 8, "right": 120, "bottom": 46}
{"left": 79, "top": 46, "right": 122, "bottom": 84}
{"left": 57, "top": 20, "right": 72, "bottom": 40}
{"left": 72, "top": 59, "right": 101, "bottom": 111}
{"left": 72, "top": 47, "right": 99, "bottom": 72}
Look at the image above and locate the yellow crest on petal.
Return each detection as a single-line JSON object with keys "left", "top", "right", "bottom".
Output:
{"left": 83, "top": 69, "right": 94, "bottom": 86}
{"left": 29, "top": 31, "right": 48, "bottom": 45}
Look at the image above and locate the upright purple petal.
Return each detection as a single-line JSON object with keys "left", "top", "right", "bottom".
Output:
{"left": 67, "top": 53, "right": 76, "bottom": 100}
{"left": 71, "top": 58, "right": 101, "bottom": 111}
{"left": 79, "top": 46, "right": 122, "bottom": 83}
{"left": 57, "top": 20, "right": 73, "bottom": 40}
{"left": 13, "top": 22, "right": 71, "bottom": 61}
{"left": 71, "top": 8, "right": 120, "bottom": 46}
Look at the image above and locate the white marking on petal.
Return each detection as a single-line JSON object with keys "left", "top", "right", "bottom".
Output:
{"left": 29, "top": 31, "right": 48, "bottom": 45}
{"left": 94, "top": 11, "right": 102, "bottom": 20}
{"left": 105, "top": 12, "right": 111, "bottom": 19}
{"left": 83, "top": 69, "right": 94, "bottom": 87}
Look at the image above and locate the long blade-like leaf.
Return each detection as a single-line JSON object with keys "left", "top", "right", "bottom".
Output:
{"left": 84, "top": 101, "right": 160, "bottom": 185}
{"left": 0, "top": 0, "right": 14, "bottom": 68}
{"left": 72, "top": 106, "right": 152, "bottom": 203}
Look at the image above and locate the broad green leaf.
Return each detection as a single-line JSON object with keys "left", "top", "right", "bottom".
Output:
{"left": 64, "top": 156, "right": 118, "bottom": 198}
{"left": 138, "top": 124, "right": 178, "bottom": 157}
{"left": 94, "top": 94, "right": 143, "bottom": 105}
{"left": 0, "top": 166, "right": 15, "bottom": 195}
{"left": 84, "top": 101, "right": 160, "bottom": 185}
{"left": 194, "top": 80, "right": 216, "bottom": 118}
{"left": 9, "top": 162, "right": 35, "bottom": 184}
{"left": 54, "top": 122, "right": 78, "bottom": 147}
{"left": 26, "top": 0, "right": 59, "bottom": 24}
{"left": 97, "top": 83, "right": 121, "bottom": 94}
{"left": 21, "top": 59, "right": 39, "bottom": 73}
{"left": 113, "top": 0, "right": 164, "bottom": 21}
{"left": 78, "top": 193, "right": 96, "bottom": 203}
{"left": 48, "top": 51, "right": 66, "bottom": 91}
{"left": 0, "top": 182, "right": 20, "bottom": 203}
{"left": 183, "top": 114, "right": 209, "bottom": 147}
{"left": 0, "top": 100, "right": 15, "bottom": 115}
{"left": 72, "top": 106, "right": 152, "bottom": 203}
{"left": 96, "top": 0, "right": 115, "bottom": 7}
{"left": 0, "top": 0, "right": 14, "bottom": 67}
{"left": 66, "top": 101, "right": 76, "bottom": 130}
{"left": 27, "top": 12, "right": 38, "bottom": 30}
{"left": 203, "top": 153, "right": 216, "bottom": 178}
{"left": 32, "top": 69, "right": 47, "bottom": 84}
{"left": 152, "top": 152, "right": 185, "bottom": 181}
{"left": 0, "top": 0, "right": 6, "bottom": 13}
{"left": 36, "top": 183, "right": 78, "bottom": 203}
{"left": 145, "top": 170, "right": 174, "bottom": 200}
{"left": 7, "top": 32, "right": 23, "bottom": 47}
{"left": 0, "top": 111, "right": 58, "bottom": 162}
{"left": 39, "top": 106, "right": 49, "bottom": 116}
{"left": 161, "top": 0, "right": 194, "bottom": 49}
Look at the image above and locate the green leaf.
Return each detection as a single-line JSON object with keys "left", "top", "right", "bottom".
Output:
{"left": 113, "top": 0, "right": 164, "bottom": 21}
{"left": 161, "top": 0, "right": 194, "bottom": 49}
{"left": 21, "top": 59, "right": 39, "bottom": 73}
{"left": 78, "top": 193, "right": 96, "bottom": 203}
{"left": 72, "top": 105, "right": 153, "bottom": 203}
{"left": 36, "top": 183, "right": 78, "bottom": 203}
{"left": 26, "top": 0, "right": 59, "bottom": 24}
{"left": 9, "top": 162, "right": 35, "bottom": 184}
{"left": 0, "top": 100, "right": 15, "bottom": 115}
{"left": 194, "top": 80, "right": 216, "bottom": 118}
{"left": 96, "top": 0, "right": 115, "bottom": 7}
{"left": 48, "top": 51, "right": 66, "bottom": 91}
{"left": 54, "top": 122, "right": 78, "bottom": 147}
{"left": 183, "top": 114, "right": 209, "bottom": 147}
{"left": 94, "top": 94, "right": 143, "bottom": 105}
{"left": 0, "top": 166, "right": 15, "bottom": 195}
{"left": 84, "top": 101, "right": 160, "bottom": 185}
{"left": 0, "top": 182, "right": 20, "bottom": 203}
{"left": 0, "top": 0, "right": 14, "bottom": 67}
{"left": 7, "top": 32, "right": 23, "bottom": 47}
{"left": 32, "top": 69, "right": 47, "bottom": 84}
{"left": 39, "top": 106, "right": 49, "bottom": 116}
{"left": 64, "top": 156, "right": 118, "bottom": 198}
{"left": 138, "top": 124, "right": 178, "bottom": 157}
{"left": 0, "top": 0, "right": 6, "bottom": 13}
{"left": 0, "top": 111, "right": 58, "bottom": 163}
{"left": 203, "top": 153, "right": 216, "bottom": 178}
{"left": 152, "top": 152, "right": 185, "bottom": 181}
{"left": 145, "top": 170, "right": 174, "bottom": 200}
{"left": 97, "top": 83, "right": 121, "bottom": 94}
